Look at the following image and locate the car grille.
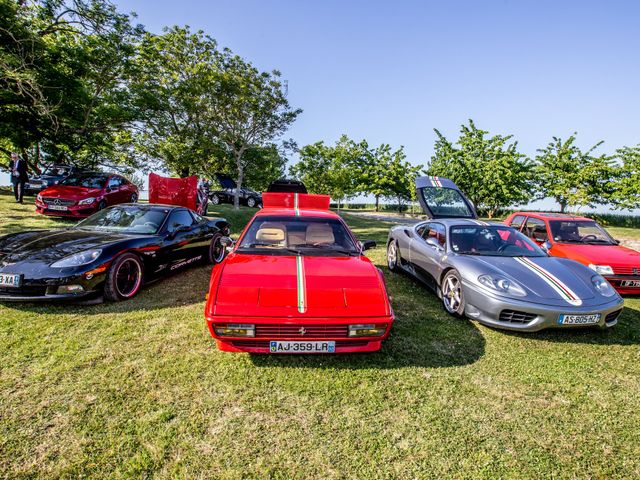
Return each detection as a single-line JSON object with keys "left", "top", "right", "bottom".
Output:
{"left": 612, "top": 266, "right": 640, "bottom": 276}
{"left": 605, "top": 309, "right": 623, "bottom": 324}
{"left": 42, "top": 197, "right": 76, "bottom": 206}
{"left": 231, "top": 340, "right": 370, "bottom": 348}
{"left": 499, "top": 310, "right": 537, "bottom": 324}
{"left": 254, "top": 324, "right": 350, "bottom": 339}
{"left": 0, "top": 285, "right": 48, "bottom": 297}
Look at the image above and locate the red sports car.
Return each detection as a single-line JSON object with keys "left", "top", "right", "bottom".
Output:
{"left": 35, "top": 172, "right": 139, "bottom": 218}
{"left": 205, "top": 192, "right": 394, "bottom": 353}
{"left": 505, "top": 211, "right": 640, "bottom": 294}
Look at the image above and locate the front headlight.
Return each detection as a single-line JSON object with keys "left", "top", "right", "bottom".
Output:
{"left": 78, "top": 197, "right": 96, "bottom": 205}
{"left": 478, "top": 274, "right": 527, "bottom": 297}
{"left": 51, "top": 249, "right": 102, "bottom": 268}
{"left": 588, "top": 264, "right": 613, "bottom": 276}
{"left": 591, "top": 275, "right": 616, "bottom": 297}
{"left": 214, "top": 324, "right": 255, "bottom": 337}
{"left": 348, "top": 324, "right": 387, "bottom": 337}
{"left": 36, "top": 194, "right": 42, "bottom": 202}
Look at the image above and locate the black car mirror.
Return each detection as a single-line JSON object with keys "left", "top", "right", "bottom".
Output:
{"left": 167, "top": 225, "right": 192, "bottom": 239}
{"left": 361, "top": 240, "right": 376, "bottom": 251}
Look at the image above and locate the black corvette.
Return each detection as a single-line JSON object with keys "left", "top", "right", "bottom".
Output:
{"left": 0, "top": 204, "right": 230, "bottom": 302}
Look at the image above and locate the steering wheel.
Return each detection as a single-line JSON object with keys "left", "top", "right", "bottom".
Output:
{"left": 497, "top": 243, "right": 520, "bottom": 254}
{"left": 581, "top": 234, "right": 598, "bottom": 243}
{"left": 143, "top": 221, "right": 159, "bottom": 229}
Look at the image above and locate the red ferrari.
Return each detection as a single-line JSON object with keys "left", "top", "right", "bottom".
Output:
{"left": 505, "top": 212, "right": 640, "bottom": 295}
{"left": 205, "top": 192, "right": 394, "bottom": 353}
{"left": 35, "top": 172, "right": 139, "bottom": 218}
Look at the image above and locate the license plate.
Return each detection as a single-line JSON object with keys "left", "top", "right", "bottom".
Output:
{"left": 0, "top": 273, "right": 21, "bottom": 288}
{"left": 48, "top": 205, "right": 68, "bottom": 211}
{"left": 558, "top": 313, "right": 601, "bottom": 325}
{"left": 621, "top": 280, "right": 640, "bottom": 287}
{"left": 269, "top": 340, "right": 336, "bottom": 353}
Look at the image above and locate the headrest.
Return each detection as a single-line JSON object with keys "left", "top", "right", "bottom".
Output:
{"left": 256, "top": 223, "right": 285, "bottom": 244}
{"left": 306, "top": 223, "right": 334, "bottom": 245}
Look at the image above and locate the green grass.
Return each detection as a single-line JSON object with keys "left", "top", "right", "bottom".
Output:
{"left": 1, "top": 192, "right": 639, "bottom": 478}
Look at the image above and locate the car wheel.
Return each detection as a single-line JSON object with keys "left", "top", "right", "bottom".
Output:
{"left": 97, "top": 200, "right": 107, "bottom": 210}
{"left": 104, "top": 253, "right": 144, "bottom": 301}
{"left": 247, "top": 197, "right": 256, "bottom": 208}
{"left": 441, "top": 269, "right": 465, "bottom": 317}
{"left": 207, "top": 233, "right": 226, "bottom": 264}
{"left": 211, "top": 194, "right": 220, "bottom": 205}
{"left": 387, "top": 240, "right": 400, "bottom": 272}
{"left": 130, "top": 193, "right": 138, "bottom": 203}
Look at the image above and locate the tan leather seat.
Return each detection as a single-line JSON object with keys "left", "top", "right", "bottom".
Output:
{"left": 306, "top": 223, "right": 335, "bottom": 245}
{"left": 256, "top": 223, "right": 286, "bottom": 245}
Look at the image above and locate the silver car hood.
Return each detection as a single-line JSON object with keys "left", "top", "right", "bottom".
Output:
{"left": 456, "top": 255, "right": 599, "bottom": 307}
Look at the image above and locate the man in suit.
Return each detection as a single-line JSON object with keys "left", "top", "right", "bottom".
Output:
{"left": 9, "top": 153, "right": 29, "bottom": 204}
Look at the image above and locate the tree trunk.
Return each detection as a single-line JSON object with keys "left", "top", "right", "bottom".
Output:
{"left": 558, "top": 198, "right": 567, "bottom": 213}
{"left": 375, "top": 195, "right": 380, "bottom": 212}
{"left": 337, "top": 198, "right": 341, "bottom": 212}
{"left": 234, "top": 158, "right": 244, "bottom": 210}
{"left": 179, "top": 167, "right": 190, "bottom": 178}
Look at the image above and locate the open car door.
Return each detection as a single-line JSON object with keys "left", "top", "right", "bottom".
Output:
{"left": 415, "top": 176, "right": 478, "bottom": 219}
{"left": 215, "top": 173, "right": 237, "bottom": 190}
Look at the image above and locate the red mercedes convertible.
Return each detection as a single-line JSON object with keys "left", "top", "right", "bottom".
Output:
{"left": 205, "top": 192, "right": 394, "bottom": 353}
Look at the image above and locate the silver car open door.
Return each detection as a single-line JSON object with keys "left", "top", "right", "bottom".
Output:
{"left": 415, "top": 176, "right": 478, "bottom": 220}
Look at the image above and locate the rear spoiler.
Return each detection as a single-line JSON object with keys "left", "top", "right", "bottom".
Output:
{"left": 262, "top": 192, "right": 330, "bottom": 210}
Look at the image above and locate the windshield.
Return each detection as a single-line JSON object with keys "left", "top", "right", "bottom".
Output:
{"left": 420, "top": 187, "right": 475, "bottom": 218}
{"left": 450, "top": 225, "right": 545, "bottom": 257}
{"left": 75, "top": 206, "right": 168, "bottom": 234}
{"left": 61, "top": 173, "right": 107, "bottom": 189}
{"left": 237, "top": 215, "right": 359, "bottom": 256}
{"left": 549, "top": 220, "right": 615, "bottom": 244}
{"left": 43, "top": 165, "right": 71, "bottom": 177}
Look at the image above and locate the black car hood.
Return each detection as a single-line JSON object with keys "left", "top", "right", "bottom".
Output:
{"left": 0, "top": 229, "right": 135, "bottom": 266}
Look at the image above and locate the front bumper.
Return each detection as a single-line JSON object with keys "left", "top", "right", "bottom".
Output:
{"left": 35, "top": 200, "right": 98, "bottom": 218}
{"left": 207, "top": 316, "right": 393, "bottom": 353}
{"left": 463, "top": 284, "right": 624, "bottom": 332}
{"left": 604, "top": 275, "right": 640, "bottom": 295}
{"left": 0, "top": 272, "right": 106, "bottom": 302}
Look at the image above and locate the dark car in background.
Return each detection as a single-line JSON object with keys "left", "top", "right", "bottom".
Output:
{"left": 0, "top": 204, "right": 229, "bottom": 302}
{"left": 35, "top": 172, "right": 139, "bottom": 218}
{"left": 209, "top": 173, "right": 262, "bottom": 208}
{"left": 24, "top": 164, "right": 84, "bottom": 196}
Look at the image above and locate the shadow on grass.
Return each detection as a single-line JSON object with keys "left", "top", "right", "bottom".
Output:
{"left": 497, "top": 304, "right": 640, "bottom": 346}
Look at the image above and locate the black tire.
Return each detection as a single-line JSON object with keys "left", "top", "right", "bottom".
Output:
{"left": 207, "top": 233, "right": 226, "bottom": 264}
{"left": 97, "top": 199, "right": 107, "bottom": 210}
{"left": 211, "top": 194, "right": 220, "bottom": 205}
{"left": 441, "top": 269, "right": 465, "bottom": 317}
{"left": 130, "top": 193, "right": 138, "bottom": 203}
{"left": 104, "top": 253, "right": 144, "bottom": 301}
{"left": 387, "top": 240, "right": 400, "bottom": 272}
{"left": 247, "top": 197, "right": 256, "bottom": 208}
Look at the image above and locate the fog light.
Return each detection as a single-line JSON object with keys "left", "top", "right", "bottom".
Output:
{"left": 214, "top": 323, "right": 255, "bottom": 337}
{"left": 57, "top": 285, "right": 84, "bottom": 294}
{"left": 348, "top": 324, "right": 387, "bottom": 337}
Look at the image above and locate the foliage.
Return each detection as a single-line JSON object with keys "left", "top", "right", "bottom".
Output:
{"left": 427, "top": 120, "right": 533, "bottom": 218}
{"left": 0, "top": 0, "right": 144, "bottom": 172}
{"left": 290, "top": 135, "right": 367, "bottom": 209}
{"left": 534, "top": 134, "right": 619, "bottom": 213}
{"left": 611, "top": 145, "right": 640, "bottom": 210}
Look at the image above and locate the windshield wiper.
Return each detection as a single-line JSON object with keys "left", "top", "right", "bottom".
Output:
{"left": 286, "top": 245, "right": 358, "bottom": 256}
{"left": 240, "top": 242, "right": 276, "bottom": 248}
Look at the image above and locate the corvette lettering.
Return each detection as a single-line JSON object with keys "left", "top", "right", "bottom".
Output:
{"left": 171, "top": 255, "right": 203, "bottom": 270}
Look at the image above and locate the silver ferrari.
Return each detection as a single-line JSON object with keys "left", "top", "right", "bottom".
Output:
{"left": 386, "top": 176, "right": 624, "bottom": 331}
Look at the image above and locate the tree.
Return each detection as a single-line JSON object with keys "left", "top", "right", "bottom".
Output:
{"left": 427, "top": 120, "right": 533, "bottom": 218}
{"left": 1, "top": 0, "right": 144, "bottom": 171}
{"left": 611, "top": 145, "right": 640, "bottom": 210}
{"left": 290, "top": 135, "right": 366, "bottom": 210}
{"left": 382, "top": 147, "right": 422, "bottom": 213}
{"left": 205, "top": 53, "right": 301, "bottom": 209}
{"left": 131, "top": 26, "right": 222, "bottom": 177}
{"left": 534, "top": 135, "right": 618, "bottom": 212}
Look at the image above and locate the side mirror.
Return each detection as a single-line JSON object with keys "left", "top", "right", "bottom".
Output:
{"left": 361, "top": 240, "right": 376, "bottom": 251}
{"left": 220, "top": 236, "right": 235, "bottom": 250}
{"left": 541, "top": 240, "right": 552, "bottom": 252}
{"left": 167, "top": 225, "right": 191, "bottom": 239}
{"left": 532, "top": 233, "right": 547, "bottom": 242}
{"left": 105, "top": 187, "right": 111, "bottom": 192}
{"left": 614, "top": 239, "right": 620, "bottom": 245}
{"left": 426, "top": 237, "right": 444, "bottom": 251}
